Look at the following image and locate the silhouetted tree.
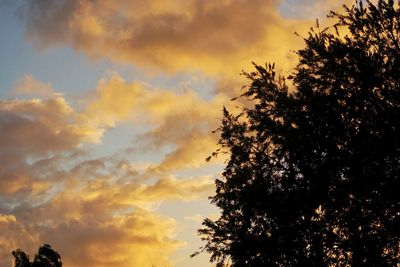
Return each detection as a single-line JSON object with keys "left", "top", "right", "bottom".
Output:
{"left": 197, "top": 0, "right": 400, "bottom": 266}
{"left": 12, "top": 250, "right": 30, "bottom": 267}
{"left": 12, "top": 244, "right": 62, "bottom": 267}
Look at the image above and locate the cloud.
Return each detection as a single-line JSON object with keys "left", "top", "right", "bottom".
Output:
{"left": 0, "top": 208, "right": 181, "bottom": 267}
{"left": 139, "top": 90, "right": 228, "bottom": 171}
{"left": 0, "top": 74, "right": 221, "bottom": 266}
{"left": 13, "top": 74, "right": 54, "bottom": 97}
{"left": 0, "top": 213, "right": 39, "bottom": 267}
{"left": 18, "top": 0, "right": 313, "bottom": 76}
{"left": 0, "top": 153, "right": 214, "bottom": 267}
{"left": 79, "top": 73, "right": 229, "bottom": 173}
{"left": 0, "top": 140, "right": 214, "bottom": 266}
{"left": 0, "top": 97, "right": 81, "bottom": 155}
{"left": 0, "top": 71, "right": 221, "bottom": 200}
{"left": 139, "top": 176, "right": 214, "bottom": 202}
{"left": 80, "top": 74, "right": 144, "bottom": 128}
{"left": 0, "top": 92, "right": 102, "bottom": 203}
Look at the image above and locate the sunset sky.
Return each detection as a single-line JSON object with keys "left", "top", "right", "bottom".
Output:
{"left": 0, "top": 1, "right": 354, "bottom": 266}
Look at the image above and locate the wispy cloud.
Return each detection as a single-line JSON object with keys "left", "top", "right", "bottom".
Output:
{"left": 13, "top": 74, "right": 54, "bottom": 97}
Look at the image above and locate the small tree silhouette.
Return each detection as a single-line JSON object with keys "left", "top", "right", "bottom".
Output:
{"left": 12, "top": 244, "right": 62, "bottom": 267}
{"left": 11, "top": 249, "right": 30, "bottom": 267}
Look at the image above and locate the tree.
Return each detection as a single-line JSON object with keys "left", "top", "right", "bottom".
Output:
{"left": 12, "top": 244, "right": 62, "bottom": 267}
{"left": 12, "top": 250, "right": 30, "bottom": 267}
{"left": 197, "top": 0, "right": 400, "bottom": 266}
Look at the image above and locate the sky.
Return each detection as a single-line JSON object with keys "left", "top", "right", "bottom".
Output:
{"left": 0, "top": 1, "right": 354, "bottom": 266}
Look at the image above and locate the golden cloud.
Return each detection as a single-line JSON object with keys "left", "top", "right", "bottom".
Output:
{"left": 19, "top": 0, "right": 313, "bottom": 76}
{"left": 0, "top": 91, "right": 100, "bottom": 201}
{"left": 1, "top": 207, "right": 182, "bottom": 267}
{"left": 13, "top": 74, "right": 54, "bottom": 97}
{"left": 0, "top": 214, "right": 39, "bottom": 267}
{"left": 0, "top": 75, "right": 220, "bottom": 265}
{"left": 80, "top": 73, "right": 230, "bottom": 172}
{"left": 81, "top": 74, "right": 144, "bottom": 128}
{"left": 0, "top": 153, "right": 214, "bottom": 266}
{"left": 0, "top": 95, "right": 101, "bottom": 155}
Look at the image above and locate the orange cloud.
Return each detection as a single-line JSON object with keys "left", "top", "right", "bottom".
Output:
{"left": 81, "top": 74, "right": 144, "bottom": 128}
{"left": 0, "top": 75, "right": 221, "bottom": 266}
{"left": 79, "top": 73, "right": 230, "bottom": 172}
{"left": 0, "top": 208, "right": 181, "bottom": 267}
{"left": 13, "top": 74, "right": 54, "bottom": 97}
{"left": 0, "top": 91, "right": 101, "bottom": 202}
{"left": 0, "top": 97, "right": 79, "bottom": 154}
{"left": 0, "top": 152, "right": 214, "bottom": 266}
{"left": 19, "top": 0, "right": 312, "bottom": 76}
{"left": 0, "top": 214, "right": 39, "bottom": 267}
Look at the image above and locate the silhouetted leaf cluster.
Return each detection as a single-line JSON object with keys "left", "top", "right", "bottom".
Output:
{"left": 12, "top": 244, "right": 62, "bottom": 267}
{"left": 198, "top": 1, "right": 400, "bottom": 266}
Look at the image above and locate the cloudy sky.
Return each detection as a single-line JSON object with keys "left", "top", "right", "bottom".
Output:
{"left": 0, "top": 1, "right": 353, "bottom": 266}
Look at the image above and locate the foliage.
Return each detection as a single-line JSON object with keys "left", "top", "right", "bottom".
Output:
{"left": 12, "top": 250, "right": 30, "bottom": 267}
{"left": 198, "top": 0, "right": 400, "bottom": 266}
{"left": 12, "top": 244, "right": 62, "bottom": 267}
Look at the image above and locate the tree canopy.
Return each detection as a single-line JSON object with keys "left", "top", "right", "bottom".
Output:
{"left": 12, "top": 244, "right": 62, "bottom": 267}
{"left": 198, "top": 0, "right": 400, "bottom": 266}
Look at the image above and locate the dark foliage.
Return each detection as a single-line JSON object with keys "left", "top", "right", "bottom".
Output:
{"left": 197, "top": 1, "right": 400, "bottom": 266}
{"left": 12, "top": 244, "right": 62, "bottom": 267}
{"left": 12, "top": 250, "right": 30, "bottom": 267}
